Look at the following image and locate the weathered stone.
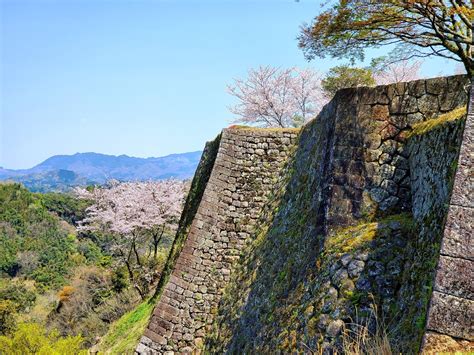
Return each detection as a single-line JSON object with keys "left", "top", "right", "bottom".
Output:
{"left": 423, "top": 332, "right": 474, "bottom": 353}
{"left": 326, "top": 320, "right": 344, "bottom": 338}
{"left": 434, "top": 255, "right": 474, "bottom": 299}
{"left": 441, "top": 205, "right": 473, "bottom": 259}
{"left": 417, "top": 94, "right": 439, "bottom": 114}
{"left": 379, "top": 196, "right": 399, "bottom": 211}
{"left": 354, "top": 251, "right": 369, "bottom": 262}
{"left": 331, "top": 269, "right": 349, "bottom": 288}
{"left": 427, "top": 292, "right": 474, "bottom": 340}
{"left": 369, "top": 187, "right": 389, "bottom": 203}
{"left": 340, "top": 254, "right": 353, "bottom": 267}
{"left": 340, "top": 279, "right": 355, "bottom": 294}
{"left": 421, "top": 83, "right": 472, "bottom": 351}
{"left": 347, "top": 260, "right": 365, "bottom": 279}
{"left": 318, "top": 314, "right": 330, "bottom": 330}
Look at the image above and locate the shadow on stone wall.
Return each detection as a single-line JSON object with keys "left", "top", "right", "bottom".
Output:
{"left": 207, "top": 75, "right": 470, "bottom": 354}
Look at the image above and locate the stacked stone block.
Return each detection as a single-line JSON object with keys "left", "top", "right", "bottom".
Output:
{"left": 137, "top": 128, "right": 298, "bottom": 353}
{"left": 326, "top": 76, "right": 468, "bottom": 228}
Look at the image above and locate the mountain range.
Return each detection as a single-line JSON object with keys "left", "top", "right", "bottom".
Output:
{"left": 0, "top": 151, "right": 203, "bottom": 192}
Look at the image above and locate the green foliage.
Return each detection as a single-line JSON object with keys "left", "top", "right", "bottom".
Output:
{"left": 48, "top": 266, "right": 117, "bottom": 345}
{"left": 298, "top": 1, "right": 473, "bottom": 77}
{"left": 321, "top": 65, "right": 375, "bottom": 97}
{"left": 0, "top": 282, "right": 36, "bottom": 313}
{"left": 0, "top": 300, "right": 17, "bottom": 335}
{"left": 0, "top": 323, "right": 87, "bottom": 354}
{"left": 0, "top": 181, "right": 178, "bottom": 349}
{"left": 112, "top": 267, "right": 130, "bottom": 293}
{"left": 0, "top": 183, "right": 108, "bottom": 289}
{"left": 0, "top": 183, "right": 80, "bottom": 289}
{"left": 0, "top": 223, "right": 19, "bottom": 276}
{"left": 98, "top": 298, "right": 155, "bottom": 354}
{"left": 77, "top": 239, "right": 105, "bottom": 265}
{"left": 39, "top": 192, "right": 91, "bottom": 226}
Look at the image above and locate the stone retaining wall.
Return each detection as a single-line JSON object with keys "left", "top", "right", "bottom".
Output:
{"left": 206, "top": 75, "right": 471, "bottom": 354}
{"left": 138, "top": 75, "right": 472, "bottom": 354}
{"left": 137, "top": 128, "right": 298, "bottom": 353}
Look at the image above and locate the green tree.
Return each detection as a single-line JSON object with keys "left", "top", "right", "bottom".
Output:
{"left": 0, "top": 183, "right": 80, "bottom": 289}
{"left": 39, "top": 192, "right": 91, "bottom": 226}
{"left": 0, "top": 323, "right": 87, "bottom": 354}
{"left": 321, "top": 65, "right": 376, "bottom": 97}
{"left": 298, "top": 1, "right": 473, "bottom": 77}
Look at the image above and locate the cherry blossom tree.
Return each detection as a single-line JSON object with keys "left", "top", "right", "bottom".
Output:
{"left": 227, "top": 66, "right": 327, "bottom": 128}
{"left": 373, "top": 60, "right": 423, "bottom": 85}
{"left": 75, "top": 180, "right": 186, "bottom": 298}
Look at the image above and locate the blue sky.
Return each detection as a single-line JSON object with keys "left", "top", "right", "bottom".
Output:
{"left": 1, "top": 0, "right": 459, "bottom": 169}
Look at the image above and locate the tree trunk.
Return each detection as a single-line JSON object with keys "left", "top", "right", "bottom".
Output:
{"left": 134, "top": 284, "right": 146, "bottom": 300}
{"left": 153, "top": 226, "right": 165, "bottom": 258}
{"left": 125, "top": 245, "right": 134, "bottom": 281}
{"left": 132, "top": 239, "right": 141, "bottom": 266}
{"left": 125, "top": 260, "right": 134, "bottom": 281}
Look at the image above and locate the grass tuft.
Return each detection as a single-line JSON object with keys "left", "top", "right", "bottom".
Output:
{"left": 342, "top": 303, "right": 394, "bottom": 355}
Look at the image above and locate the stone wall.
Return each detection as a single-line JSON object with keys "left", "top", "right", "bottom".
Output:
{"left": 138, "top": 75, "right": 472, "bottom": 354}
{"left": 206, "top": 75, "right": 471, "bottom": 354}
{"left": 137, "top": 128, "right": 298, "bottom": 353}
{"left": 395, "top": 102, "right": 470, "bottom": 353}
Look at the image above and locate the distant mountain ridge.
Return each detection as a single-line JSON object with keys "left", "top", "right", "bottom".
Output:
{"left": 0, "top": 151, "right": 203, "bottom": 192}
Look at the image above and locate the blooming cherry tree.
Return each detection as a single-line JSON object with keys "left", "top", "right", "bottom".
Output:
{"left": 227, "top": 66, "right": 327, "bottom": 128}
{"left": 374, "top": 60, "right": 423, "bottom": 85}
{"left": 75, "top": 180, "right": 187, "bottom": 298}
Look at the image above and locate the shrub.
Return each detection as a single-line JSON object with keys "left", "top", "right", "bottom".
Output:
{"left": 0, "top": 323, "right": 87, "bottom": 354}
{"left": 0, "top": 300, "right": 17, "bottom": 335}
{"left": 0, "top": 282, "right": 36, "bottom": 312}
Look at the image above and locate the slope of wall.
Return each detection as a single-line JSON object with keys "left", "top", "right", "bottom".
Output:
{"left": 150, "top": 134, "right": 221, "bottom": 303}
{"left": 206, "top": 75, "right": 471, "bottom": 354}
{"left": 137, "top": 128, "right": 298, "bottom": 353}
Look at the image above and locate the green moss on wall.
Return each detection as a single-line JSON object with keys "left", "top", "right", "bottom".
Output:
{"left": 406, "top": 106, "right": 466, "bottom": 138}
{"left": 394, "top": 112, "right": 467, "bottom": 353}
{"left": 204, "top": 79, "right": 468, "bottom": 354}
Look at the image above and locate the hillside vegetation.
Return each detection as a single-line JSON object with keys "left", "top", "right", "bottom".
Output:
{"left": 0, "top": 182, "right": 180, "bottom": 353}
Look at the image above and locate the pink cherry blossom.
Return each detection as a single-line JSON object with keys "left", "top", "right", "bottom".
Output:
{"left": 227, "top": 66, "right": 327, "bottom": 128}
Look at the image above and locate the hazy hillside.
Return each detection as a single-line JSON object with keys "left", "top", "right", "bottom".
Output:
{"left": 2, "top": 169, "right": 96, "bottom": 193}
{"left": 0, "top": 151, "right": 202, "bottom": 191}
